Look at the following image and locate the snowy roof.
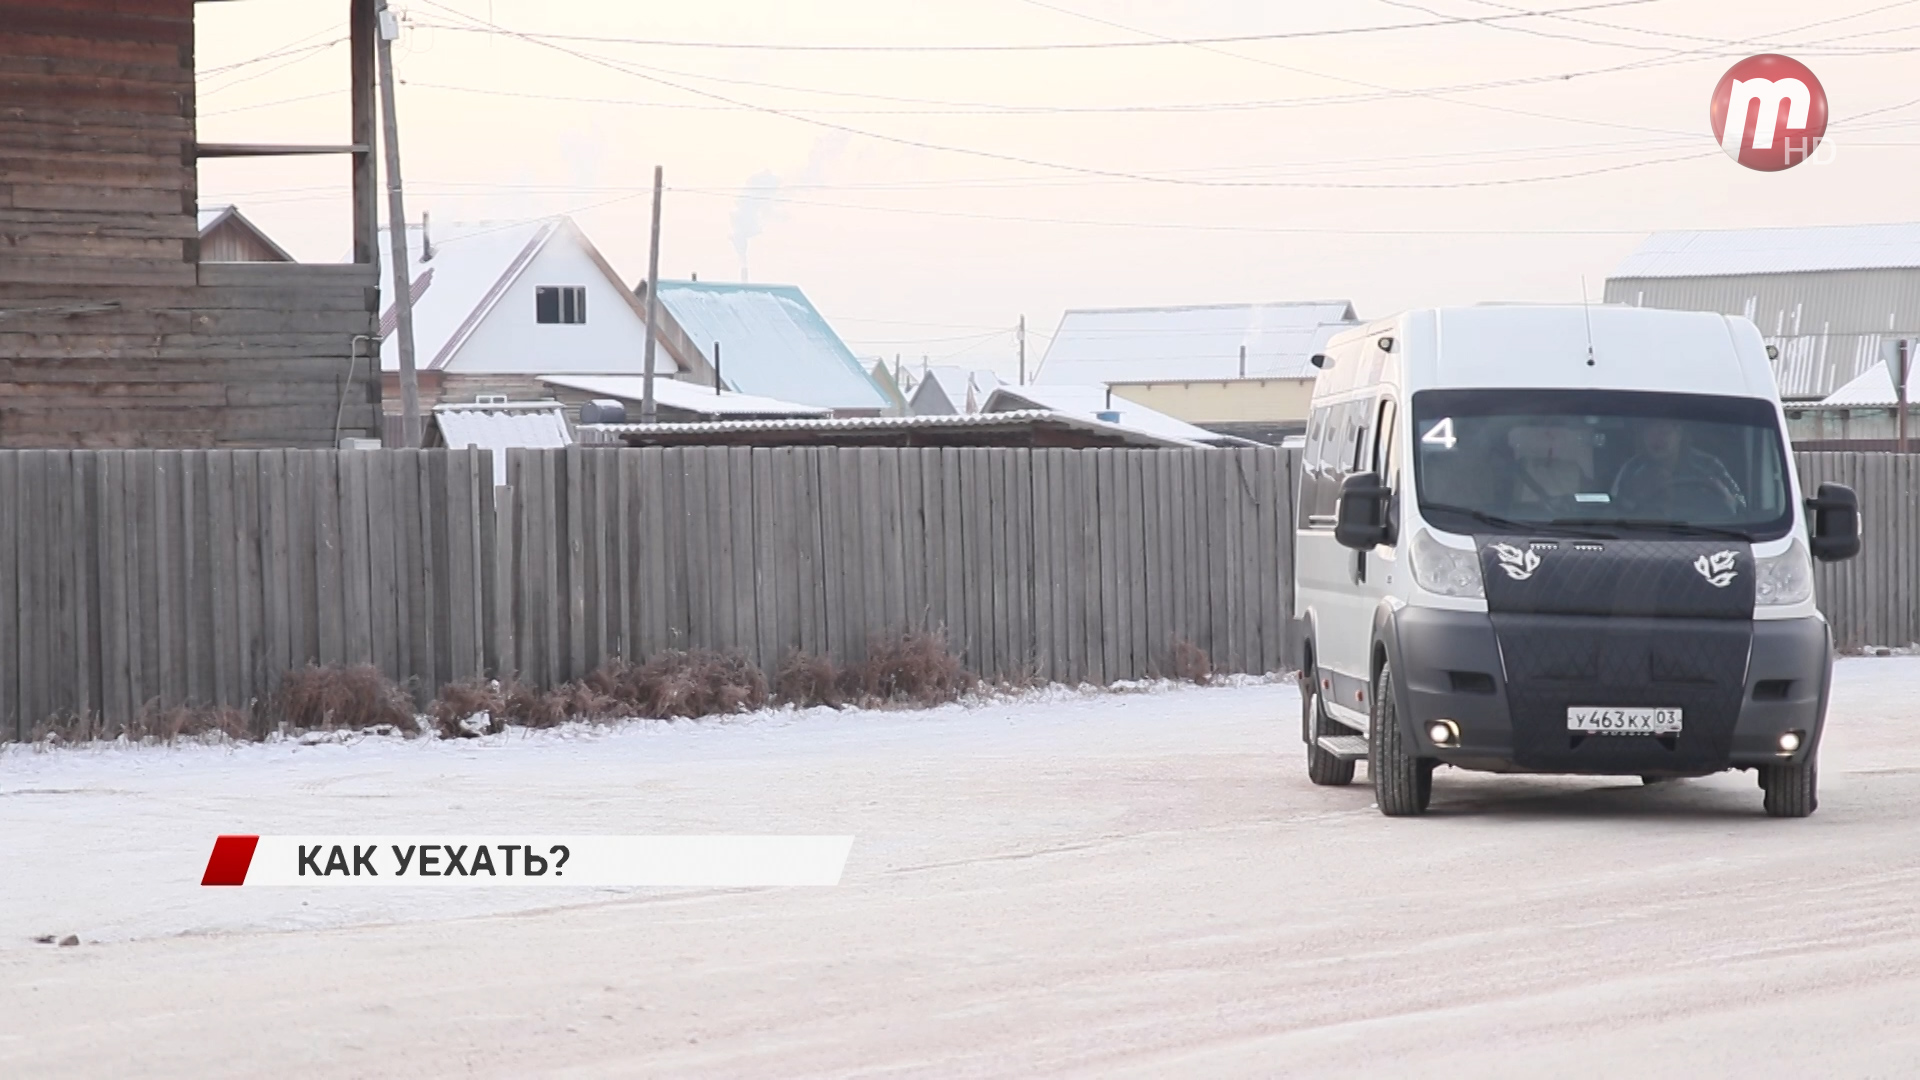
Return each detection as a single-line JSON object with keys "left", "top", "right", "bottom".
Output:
{"left": 1817, "top": 351, "right": 1918, "bottom": 407}
{"left": 538, "top": 374, "right": 829, "bottom": 417}
{"left": 983, "top": 385, "right": 1241, "bottom": 447}
{"left": 652, "top": 281, "right": 889, "bottom": 412}
{"left": 432, "top": 401, "right": 572, "bottom": 476}
{"left": 1037, "top": 301, "right": 1358, "bottom": 385}
{"left": 377, "top": 218, "right": 558, "bottom": 372}
{"left": 911, "top": 366, "right": 1003, "bottom": 414}
{"left": 578, "top": 409, "right": 1200, "bottom": 449}
{"left": 1611, "top": 224, "right": 1920, "bottom": 279}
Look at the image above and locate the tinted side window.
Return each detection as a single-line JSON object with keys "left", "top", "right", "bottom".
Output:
{"left": 1298, "top": 407, "right": 1329, "bottom": 528}
{"left": 1348, "top": 400, "right": 1373, "bottom": 473}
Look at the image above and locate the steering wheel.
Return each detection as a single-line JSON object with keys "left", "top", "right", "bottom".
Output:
{"left": 1665, "top": 474, "right": 1741, "bottom": 517}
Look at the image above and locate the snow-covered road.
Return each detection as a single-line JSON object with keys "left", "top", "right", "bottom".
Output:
{"left": 4, "top": 659, "right": 1920, "bottom": 1077}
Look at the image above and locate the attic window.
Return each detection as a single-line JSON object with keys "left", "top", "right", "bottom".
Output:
{"left": 536, "top": 286, "right": 587, "bottom": 325}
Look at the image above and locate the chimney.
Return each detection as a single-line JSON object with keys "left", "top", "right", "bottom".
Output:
{"left": 421, "top": 211, "right": 436, "bottom": 262}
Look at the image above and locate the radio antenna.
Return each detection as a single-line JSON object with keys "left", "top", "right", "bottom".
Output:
{"left": 1580, "top": 275, "right": 1596, "bottom": 367}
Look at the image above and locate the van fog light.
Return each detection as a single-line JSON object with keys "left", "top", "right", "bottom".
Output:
{"left": 1427, "top": 720, "right": 1459, "bottom": 747}
{"left": 1778, "top": 731, "right": 1803, "bottom": 754}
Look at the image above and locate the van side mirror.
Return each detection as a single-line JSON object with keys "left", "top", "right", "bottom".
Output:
{"left": 1805, "top": 482, "right": 1860, "bottom": 562}
{"left": 1335, "top": 471, "right": 1393, "bottom": 550}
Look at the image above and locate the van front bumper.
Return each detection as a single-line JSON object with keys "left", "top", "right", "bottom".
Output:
{"left": 1387, "top": 607, "right": 1831, "bottom": 776}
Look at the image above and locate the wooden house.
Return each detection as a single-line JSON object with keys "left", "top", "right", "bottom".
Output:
{"left": 197, "top": 204, "right": 292, "bottom": 263}
{"left": 0, "top": 0, "right": 383, "bottom": 448}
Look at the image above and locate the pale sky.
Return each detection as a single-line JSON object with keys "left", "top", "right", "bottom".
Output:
{"left": 195, "top": 1, "right": 1920, "bottom": 381}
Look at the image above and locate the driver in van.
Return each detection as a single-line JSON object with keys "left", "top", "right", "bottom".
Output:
{"left": 1612, "top": 419, "right": 1744, "bottom": 516}
{"left": 1505, "top": 418, "right": 1590, "bottom": 513}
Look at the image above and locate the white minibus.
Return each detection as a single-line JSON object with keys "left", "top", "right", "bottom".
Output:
{"left": 1294, "top": 306, "right": 1860, "bottom": 817}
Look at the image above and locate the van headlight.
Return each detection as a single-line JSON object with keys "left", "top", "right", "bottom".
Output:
{"left": 1410, "top": 528, "right": 1484, "bottom": 599}
{"left": 1755, "top": 539, "right": 1813, "bottom": 606}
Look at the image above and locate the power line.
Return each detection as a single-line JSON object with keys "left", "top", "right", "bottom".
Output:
{"left": 665, "top": 186, "right": 1665, "bottom": 235}
{"left": 410, "top": 1, "right": 1664, "bottom": 53}
{"left": 200, "top": 38, "right": 347, "bottom": 97}
{"left": 198, "top": 27, "right": 344, "bottom": 78}
{"left": 410, "top": 0, "right": 1716, "bottom": 187}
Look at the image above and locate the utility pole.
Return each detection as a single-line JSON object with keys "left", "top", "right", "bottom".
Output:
{"left": 1899, "top": 338, "right": 1911, "bottom": 453}
{"left": 1017, "top": 315, "right": 1026, "bottom": 386}
{"left": 640, "top": 165, "right": 664, "bottom": 424}
{"left": 1239, "top": 344, "right": 1247, "bottom": 379}
{"left": 374, "top": 0, "right": 421, "bottom": 447}
{"left": 713, "top": 341, "right": 722, "bottom": 396}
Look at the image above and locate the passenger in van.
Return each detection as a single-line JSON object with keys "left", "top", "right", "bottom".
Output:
{"left": 1421, "top": 424, "right": 1503, "bottom": 509}
{"left": 1612, "top": 420, "right": 1744, "bottom": 517}
{"left": 1505, "top": 419, "right": 1591, "bottom": 513}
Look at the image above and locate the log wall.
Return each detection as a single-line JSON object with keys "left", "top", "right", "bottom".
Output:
{"left": 0, "top": 0, "right": 382, "bottom": 449}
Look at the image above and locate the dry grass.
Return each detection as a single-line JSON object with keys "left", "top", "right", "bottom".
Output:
{"left": 775, "top": 650, "right": 846, "bottom": 709}
{"left": 1171, "top": 638, "right": 1213, "bottom": 685}
{"left": 20, "top": 637, "right": 985, "bottom": 750}
{"left": 29, "top": 703, "right": 254, "bottom": 746}
{"left": 845, "top": 631, "right": 975, "bottom": 707}
{"left": 273, "top": 664, "right": 417, "bottom": 735}
{"left": 428, "top": 678, "right": 624, "bottom": 737}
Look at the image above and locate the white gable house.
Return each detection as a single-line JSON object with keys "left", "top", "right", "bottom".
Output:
{"left": 376, "top": 216, "right": 708, "bottom": 412}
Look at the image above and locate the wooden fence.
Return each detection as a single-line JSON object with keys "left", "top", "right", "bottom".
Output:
{"left": 1797, "top": 452, "right": 1920, "bottom": 653}
{"left": 497, "top": 447, "right": 1296, "bottom": 690}
{"left": 0, "top": 449, "right": 498, "bottom": 740}
{"left": 0, "top": 446, "right": 1911, "bottom": 742}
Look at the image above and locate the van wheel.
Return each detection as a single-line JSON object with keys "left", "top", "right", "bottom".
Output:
{"left": 1304, "top": 675, "right": 1355, "bottom": 787}
{"left": 1370, "top": 661, "right": 1433, "bottom": 816}
{"left": 1761, "top": 758, "right": 1818, "bottom": 818}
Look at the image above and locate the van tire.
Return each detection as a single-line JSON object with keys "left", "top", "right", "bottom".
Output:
{"left": 1304, "top": 677, "right": 1356, "bottom": 787}
{"left": 1370, "top": 661, "right": 1433, "bottom": 816}
{"left": 1761, "top": 758, "right": 1818, "bottom": 818}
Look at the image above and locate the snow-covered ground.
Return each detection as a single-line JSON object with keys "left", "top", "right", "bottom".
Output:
{"left": 4, "top": 660, "right": 1920, "bottom": 1077}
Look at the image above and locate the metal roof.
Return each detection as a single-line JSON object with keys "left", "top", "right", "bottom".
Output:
{"left": 432, "top": 401, "right": 572, "bottom": 476}
{"left": 910, "top": 366, "right": 1002, "bottom": 415}
{"left": 538, "top": 374, "right": 829, "bottom": 417}
{"left": 652, "top": 281, "right": 891, "bottom": 412}
{"left": 1816, "top": 352, "right": 1916, "bottom": 408}
{"left": 1611, "top": 224, "right": 1920, "bottom": 279}
{"left": 578, "top": 408, "right": 1199, "bottom": 449}
{"left": 1037, "top": 301, "right": 1357, "bottom": 385}
{"left": 376, "top": 218, "right": 558, "bottom": 372}
{"left": 983, "top": 385, "right": 1240, "bottom": 447}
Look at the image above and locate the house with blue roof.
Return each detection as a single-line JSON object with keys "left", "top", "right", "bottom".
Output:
{"left": 647, "top": 281, "right": 892, "bottom": 415}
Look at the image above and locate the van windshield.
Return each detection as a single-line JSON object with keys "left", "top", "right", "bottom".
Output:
{"left": 1410, "top": 389, "right": 1793, "bottom": 541}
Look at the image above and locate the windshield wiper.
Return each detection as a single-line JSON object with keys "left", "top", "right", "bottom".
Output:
{"left": 1550, "top": 518, "right": 1756, "bottom": 542}
{"left": 1419, "top": 502, "right": 1610, "bottom": 539}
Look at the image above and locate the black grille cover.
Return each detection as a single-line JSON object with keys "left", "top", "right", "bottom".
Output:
{"left": 1475, "top": 537, "right": 1755, "bottom": 773}
{"left": 1477, "top": 537, "right": 1755, "bottom": 619}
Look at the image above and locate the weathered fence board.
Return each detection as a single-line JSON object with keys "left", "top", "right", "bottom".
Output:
{"left": 0, "top": 447, "right": 1912, "bottom": 741}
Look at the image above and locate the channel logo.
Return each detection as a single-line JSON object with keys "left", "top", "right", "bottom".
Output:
{"left": 1710, "top": 54, "right": 1828, "bottom": 172}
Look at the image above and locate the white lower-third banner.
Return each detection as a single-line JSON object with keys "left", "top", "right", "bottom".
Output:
{"left": 201, "top": 835, "right": 854, "bottom": 887}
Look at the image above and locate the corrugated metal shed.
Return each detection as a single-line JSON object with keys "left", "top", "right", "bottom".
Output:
{"left": 1611, "top": 224, "right": 1920, "bottom": 278}
{"left": 537, "top": 374, "right": 828, "bottom": 417}
{"left": 983, "top": 385, "right": 1243, "bottom": 447}
{"left": 578, "top": 409, "right": 1197, "bottom": 449}
{"left": 1037, "top": 301, "right": 1358, "bottom": 385}
{"left": 432, "top": 401, "right": 572, "bottom": 476}
{"left": 1818, "top": 350, "right": 1916, "bottom": 407}
{"left": 653, "top": 281, "right": 890, "bottom": 412}
{"left": 1606, "top": 226, "right": 1920, "bottom": 401}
